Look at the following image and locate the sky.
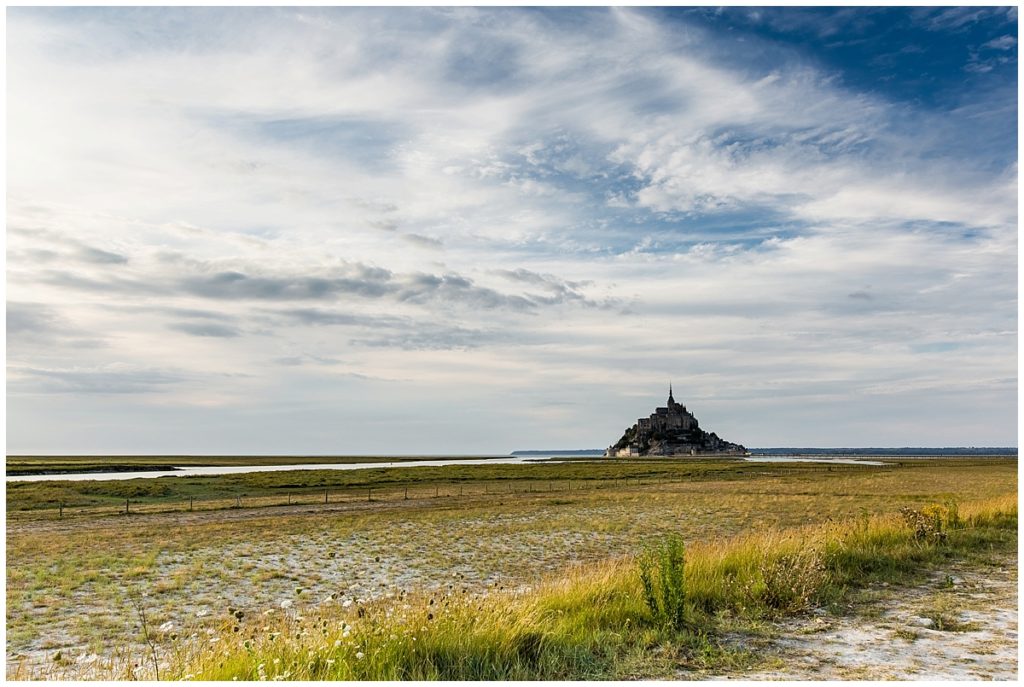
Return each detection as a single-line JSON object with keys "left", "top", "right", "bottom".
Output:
{"left": 6, "top": 6, "right": 1018, "bottom": 454}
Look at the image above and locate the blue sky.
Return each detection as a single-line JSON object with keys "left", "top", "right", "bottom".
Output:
{"left": 6, "top": 7, "right": 1018, "bottom": 453}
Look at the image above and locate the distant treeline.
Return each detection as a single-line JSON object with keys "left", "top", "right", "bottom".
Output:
{"left": 750, "top": 447, "right": 1018, "bottom": 456}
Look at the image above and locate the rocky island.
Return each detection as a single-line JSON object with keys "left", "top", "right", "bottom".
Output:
{"left": 606, "top": 386, "right": 747, "bottom": 457}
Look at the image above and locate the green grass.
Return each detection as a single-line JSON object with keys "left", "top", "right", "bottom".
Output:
{"left": 8, "top": 456, "right": 1011, "bottom": 515}
{"left": 3, "top": 457, "right": 794, "bottom": 513}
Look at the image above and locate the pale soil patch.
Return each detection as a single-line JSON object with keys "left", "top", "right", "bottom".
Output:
{"left": 6, "top": 494, "right": 634, "bottom": 678}
{"left": 702, "top": 553, "right": 1017, "bottom": 680}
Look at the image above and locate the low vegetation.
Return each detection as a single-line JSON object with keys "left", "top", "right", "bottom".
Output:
{"left": 5, "top": 457, "right": 1016, "bottom": 680}
{"left": 7, "top": 457, "right": 757, "bottom": 513}
{"left": 6, "top": 457, "right": 1009, "bottom": 516}
{"left": 175, "top": 494, "right": 1016, "bottom": 680}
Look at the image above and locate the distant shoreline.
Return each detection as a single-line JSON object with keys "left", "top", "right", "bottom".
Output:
{"left": 512, "top": 447, "right": 1018, "bottom": 457}
{"left": 510, "top": 450, "right": 605, "bottom": 456}
{"left": 5, "top": 455, "right": 516, "bottom": 476}
{"left": 6, "top": 449, "right": 1016, "bottom": 476}
{"left": 748, "top": 447, "right": 1018, "bottom": 456}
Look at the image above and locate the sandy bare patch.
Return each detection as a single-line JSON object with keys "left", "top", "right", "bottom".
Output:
{"left": 703, "top": 553, "right": 1017, "bottom": 680}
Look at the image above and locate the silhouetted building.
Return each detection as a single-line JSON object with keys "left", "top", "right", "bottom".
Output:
{"left": 605, "top": 385, "right": 746, "bottom": 457}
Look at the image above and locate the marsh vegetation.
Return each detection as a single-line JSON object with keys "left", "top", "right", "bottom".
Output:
{"left": 5, "top": 457, "right": 1016, "bottom": 680}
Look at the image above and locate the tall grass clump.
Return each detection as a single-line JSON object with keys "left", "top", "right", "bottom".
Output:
{"left": 638, "top": 534, "right": 689, "bottom": 631}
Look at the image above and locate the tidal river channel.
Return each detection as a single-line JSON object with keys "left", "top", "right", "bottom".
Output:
{"left": 5, "top": 455, "right": 884, "bottom": 482}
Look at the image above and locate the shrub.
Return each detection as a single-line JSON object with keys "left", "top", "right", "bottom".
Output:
{"left": 637, "top": 534, "right": 688, "bottom": 631}
{"left": 900, "top": 500, "right": 963, "bottom": 544}
{"left": 758, "top": 550, "right": 827, "bottom": 614}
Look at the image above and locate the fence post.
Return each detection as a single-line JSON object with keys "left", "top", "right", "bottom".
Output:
{"left": 435, "top": 486, "right": 438, "bottom": 498}
{"left": 189, "top": 497, "right": 193, "bottom": 512}
{"left": 404, "top": 487, "right": 408, "bottom": 500}
{"left": 125, "top": 498, "right": 130, "bottom": 515}
{"left": 325, "top": 489, "right": 329, "bottom": 504}
{"left": 459, "top": 485, "right": 463, "bottom": 497}
{"left": 288, "top": 494, "right": 292, "bottom": 505}
{"left": 59, "top": 502, "right": 63, "bottom": 519}
{"left": 236, "top": 495, "right": 241, "bottom": 508}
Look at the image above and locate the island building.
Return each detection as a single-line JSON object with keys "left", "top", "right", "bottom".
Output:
{"left": 605, "top": 385, "right": 747, "bottom": 457}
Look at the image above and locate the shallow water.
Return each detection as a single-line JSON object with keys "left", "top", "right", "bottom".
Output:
{"left": 6, "top": 454, "right": 885, "bottom": 482}
{"left": 4, "top": 456, "right": 556, "bottom": 482}
{"left": 744, "top": 456, "right": 885, "bottom": 466}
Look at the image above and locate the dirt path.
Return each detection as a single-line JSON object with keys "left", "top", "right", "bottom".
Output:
{"left": 5, "top": 493, "right": 459, "bottom": 536}
{"left": 702, "top": 553, "right": 1018, "bottom": 680}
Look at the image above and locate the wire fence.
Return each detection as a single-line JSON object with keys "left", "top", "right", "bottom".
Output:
{"left": 17, "top": 461, "right": 899, "bottom": 522}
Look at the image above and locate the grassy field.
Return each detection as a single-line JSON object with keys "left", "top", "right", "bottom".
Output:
{"left": 5, "top": 454, "right": 511, "bottom": 475}
{"left": 5, "top": 456, "right": 1016, "bottom": 680}
{"left": 5, "top": 456, "right": 985, "bottom": 515}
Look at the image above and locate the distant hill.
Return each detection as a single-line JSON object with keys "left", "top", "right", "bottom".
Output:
{"left": 750, "top": 447, "right": 1018, "bottom": 456}
{"left": 511, "top": 449, "right": 605, "bottom": 456}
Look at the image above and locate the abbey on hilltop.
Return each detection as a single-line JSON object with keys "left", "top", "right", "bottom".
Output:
{"left": 605, "top": 385, "right": 747, "bottom": 457}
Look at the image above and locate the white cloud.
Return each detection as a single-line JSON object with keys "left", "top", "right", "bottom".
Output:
{"left": 6, "top": 8, "right": 1017, "bottom": 451}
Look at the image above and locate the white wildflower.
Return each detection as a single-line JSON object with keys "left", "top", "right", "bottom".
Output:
{"left": 280, "top": 600, "right": 293, "bottom": 609}
{"left": 355, "top": 652, "right": 365, "bottom": 660}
